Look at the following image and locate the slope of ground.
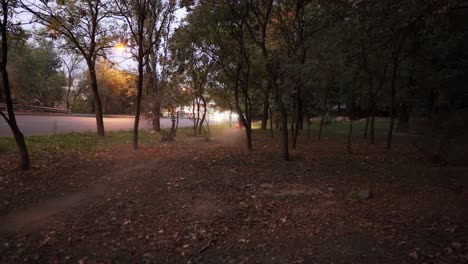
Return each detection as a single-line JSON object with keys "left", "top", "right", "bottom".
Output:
{"left": 0, "top": 128, "right": 467, "bottom": 263}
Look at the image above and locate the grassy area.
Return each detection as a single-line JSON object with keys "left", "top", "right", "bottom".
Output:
{"left": 0, "top": 119, "right": 389, "bottom": 155}
{"left": 0, "top": 130, "right": 163, "bottom": 155}
{"left": 0, "top": 124, "right": 232, "bottom": 155}
{"left": 252, "top": 118, "right": 390, "bottom": 136}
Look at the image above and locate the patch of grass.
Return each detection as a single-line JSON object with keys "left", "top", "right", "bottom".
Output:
{"left": 0, "top": 130, "right": 163, "bottom": 155}
{"left": 251, "top": 118, "right": 390, "bottom": 136}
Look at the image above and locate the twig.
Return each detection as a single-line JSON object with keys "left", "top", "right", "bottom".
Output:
{"left": 197, "top": 238, "right": 213, "bottom": 255}
{"left": 187, "top": 238, "right": 214, "bottom": 262}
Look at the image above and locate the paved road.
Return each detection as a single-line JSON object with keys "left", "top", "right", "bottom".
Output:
{"left": 0, "top": 115, "right": 196, "bottom": 137}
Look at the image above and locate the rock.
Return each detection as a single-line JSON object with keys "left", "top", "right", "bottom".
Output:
{"left": 444, "top": 247, "right": 453, "bottom": 255}
{"left": 451, "top": 242, "right": 462, "bottom": 249}
{"left": 409, "top": 251, "right": 418, "bottom": 260}
{"left": 349, "top": 189, "right": 372, "bottom": 200}
{"left": 260, "top": 183, "right": 274, "bottom": 188}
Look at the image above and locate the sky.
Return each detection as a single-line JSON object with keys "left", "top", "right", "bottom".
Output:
{"left": 14, "top": 2, "right": 187, "bottom": 73}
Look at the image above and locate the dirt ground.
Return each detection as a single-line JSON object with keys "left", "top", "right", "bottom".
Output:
{"left": 0, "top": 128, "right": 467, "bottom": 263}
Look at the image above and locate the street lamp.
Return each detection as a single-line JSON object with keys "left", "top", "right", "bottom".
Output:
{"left": 114, "top": 42, "right": 126, "bottom": 55}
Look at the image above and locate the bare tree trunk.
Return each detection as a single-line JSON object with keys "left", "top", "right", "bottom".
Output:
{"left": 292, "top": 91, "right": 301, "bottom": 149}
{"left": 198, "top": 97, "right": 207, "bottom": 135}
{"left": 318, "top": 110, "right": 326, "bottom": 142}
{"left": 269, "top": 106, "right": 274, "bottom": 138}
{"left": 290, "top": 96, "right": 296, "bottom": 146}
{"left": 347, "top": 89, "right": 355, "bottom": 154}
{"left": 152, "top": 95, "right": 162, "bottom": 132}
{"left": 280, "top": 102, "right": 289, "bottom": 160}
{"left": 260, "top": 80, "right": 271, "bottom": 130}
{"left": 397, "top": 103, "right": 411, "bottom": 132}
{"left": 387, "top": 52, "right": 399, "bottom": 150}
{"left": 363, "top": 88, "right": 373, "bottom": 138}
{"left": 175, "top": 111, "right": 179, "bottom": 136}
{"left": 275, "top": 112, "right": 280, "bottom": 130}
{"left": 192, "top": 99, "right": 196, "bottom": 131}
{"left": 170, "top": 109, "right": 176, "bottom": 137}
{"left": 133, "top": 46, "right": 144, "bottom": 149}
{"left": 66, "top": 72, "right": 72, "bottom": 111}
{"left": 195, "top": 100, "right": 200, "bottom": 134}
{"left": 0, "top": 1, "right": 30, "bottom": 170}
{"left": 87, "top": 61, "right": 105, "bottom": 138}
{"left": 370, "top": 105, "right": 376, "bottom": 144}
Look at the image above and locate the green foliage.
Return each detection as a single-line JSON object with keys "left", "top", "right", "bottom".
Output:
{"left": 0, "top": 131, "right": 161, "bottom": 154}
{"left": 7, "top": 40, "right": 66, "bottom": 106}
{"left": 75, "top": 61, "right": 137, "bottom": 114}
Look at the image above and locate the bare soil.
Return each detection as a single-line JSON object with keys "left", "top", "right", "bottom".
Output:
{"left": 0, "top": 128, "right": 467, "bottom": 263}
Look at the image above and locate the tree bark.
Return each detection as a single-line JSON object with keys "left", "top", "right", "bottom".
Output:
{"left": 260, "top": 80, "right": 271, "bottom": 130}
{"left": 280, "top": 102, "right": 289, "bottom": 160}
{"left": 0, "top": 1, "right": 30, "bottom": 170}
{"left": 152, "top": 96, "right": 162, "bottom": 132}
{"left": 347, "top": 89, "right": 355, "bottom": 154}
{"left": 387, "top": 52, "right": 399, "bottom": 150}
{"left": 198, "top": 97, "right": 207, "bottom": 135}
{"left": 397, "top": 103, "right": 411, "bottom": 132}
{"left": 175, "top": 111, "right": 179, "bottom": 136}
{"left": 87, "top": 60, "right": 105, "bottom": 138}
{"left": 370, "top": 103, "right": 376, "bottom": 144}
{"left": 292, "top": 91, "right": 301, "bottom": 149}
{"left": 318, "top": 79, "right": 333, "bottom": 141}
{"left": 133, "top": 53, "right": 144, "bottom": 149}
{"left": 269, "top": 106, "right": 274, "bottom": 138}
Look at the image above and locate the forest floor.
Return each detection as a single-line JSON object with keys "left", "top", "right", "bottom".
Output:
{"left": 0, "top": 126, "right": 467, "bottom": 263}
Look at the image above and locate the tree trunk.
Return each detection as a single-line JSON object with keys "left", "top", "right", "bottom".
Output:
{"left": 387, "top": 53, "right": 399, "bottom": 150}
{"left": 318, "top": 109, "right": 326, "bottom": 142}
{"left": 363, "top": 87, "right": 373, "bottom": 138}
{"left": 292, "top": 91, "right": 301, "bottom": 149}
{"left": 198, "top": 97, "right": 207, "bottom": 135}
{"left": 170, "top": 109, "right": 176, "bottom": 137}
{"left": 133, "top": 49, "right": 144, "bottom": 149}
{"left": 175, "top": 111, "right": 179, "bottom": 136}
{"left": 194, "top": 100, "right": 200, "bottom": 134}
{"left": 66, "top": 73, "right": 72, "bottom": 111}
{"left": 0, "top": 1, "right": 30, "bottom": 170}
{"left": 347, "top": 89, "right": 355, "bottom": 154}
{"left": 397, "top": 103, "right": 411, "bottom": 132}
{"left": 192, "top": 99, "right": 196, "bottom": 130}
{"left": 87, "top": 61, "right": 105, "bottom": 138}
{"left": 269, "top": 106, "right": 274, "bottom": 138}
{"left": 370, "top": 104, "right": 376, "bottom": 144}
{"left": 260, "top": 79, "right": 271, "bottom": 130}
{"left": 280, "top": 102, "right": 289, "bottom": 160}
{"left": 290, "top": 96, "right": 296, "bottom": 146}
{"left": 318, "top": 80, "right": 332, "bottom": 141}
{"left": 152, "top": 96, "right": 162, "bottom": 132}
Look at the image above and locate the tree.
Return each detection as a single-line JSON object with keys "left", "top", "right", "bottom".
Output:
{"left": 61, "top": 52, "right": 83, "bottom": 110}
{"left": 8, "top": 40, "right": 67, "bottom": 107}
{"left": 0, "top": 0, "right": 30, "bottom": 170}
{"left": 114, "top": 0, "right": 174, "bottom": 149}
{"left": 77, "top": 60, "right": 137, "bottom": 114}
{"left": 21, "top": 0, "right": 117, "bottom": 138}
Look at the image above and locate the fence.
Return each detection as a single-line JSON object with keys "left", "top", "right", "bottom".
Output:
{"left": 0, "top": 103, "right": 71, "bottom": 114}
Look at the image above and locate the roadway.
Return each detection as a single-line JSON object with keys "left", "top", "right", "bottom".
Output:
{"left": 0, "top": 114, "right": 195, "bottom": 137}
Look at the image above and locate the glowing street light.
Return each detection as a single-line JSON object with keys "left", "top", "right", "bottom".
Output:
{"left": 114, "top": 42, "right": 126, "bottom": 55}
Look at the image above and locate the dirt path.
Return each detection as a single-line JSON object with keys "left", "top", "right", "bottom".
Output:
{"left": 1, "top": 130, "right": 467, "bottom": 263}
